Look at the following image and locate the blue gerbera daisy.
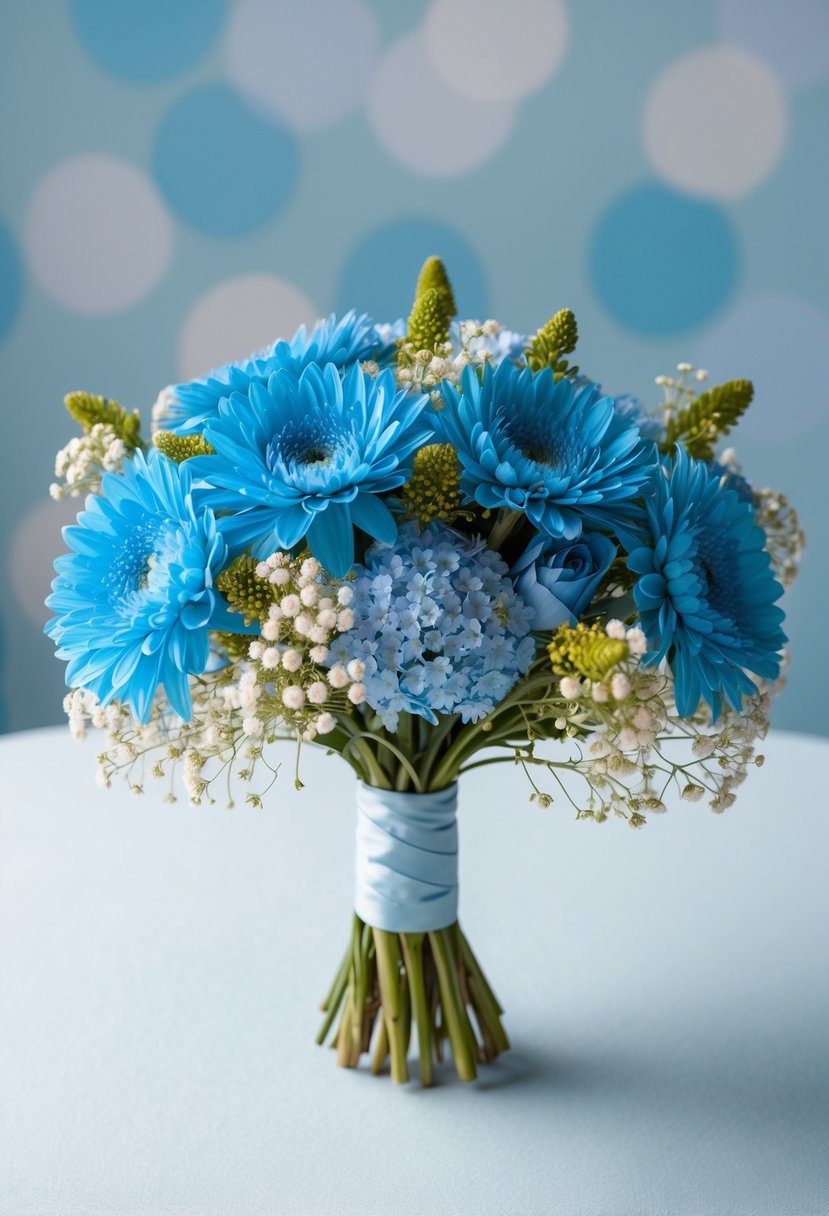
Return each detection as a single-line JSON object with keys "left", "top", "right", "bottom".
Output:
{"left": 189, "top": 362, "right": 434, "bottom": 577}
{"left": 45, "top": 450, "right": 250, "bottom": 722}
{"left": 626, "top": 446, "right": 786, "bottom": 719}
{"left": 165, "top": 310, "right": 382, "bottom": 434}
{"left": 435, "top": 362, "right": 653, "bottom": 540}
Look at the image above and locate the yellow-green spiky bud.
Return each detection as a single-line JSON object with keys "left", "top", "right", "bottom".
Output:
{"left": 415, "top": 255, "right": 457, "bottom": 318}
{"left": 213, "top": 631, "right": 254, "bottom": 661}
{"left": 153, "top": 431, "right": 214, "bottom": 463}
{"left": 401, "top": 444, "right": 463, "bottom": 524}
{"left": 406, "top": 287, "right": 451, "bottom": 353}
{"left": 547, "top": 622, "right": 628, "bottom": 682}
{"left": 64, "top": 391, "right": 144, "bottom": 451}
{"left": 216, "top": 556, "right": 276, "bottom": 623}
{"left": 525, "top": 309, "right": 579, "bottom": 378}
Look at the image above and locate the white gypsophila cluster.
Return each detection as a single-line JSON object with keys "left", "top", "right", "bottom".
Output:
{"left": 717, "top": 447, "right": 804, "bottom": 590}
{"left": 64, "top": 669, "right": 283, "bottom": 807}
{"left": 518, "top": 620, "right": 774, "bottom": 828}
{"left": 396, "top": 320, "right": 515, "bottom": 408}
{"left": 49, "top": 423, "right": 126, "bottom": 500}
{"left": 243, "top": 551, "right": 365, "bottom": 746}
{"left": 654, "top": 359, "right": 709, "bottom": 425}
{"left": 752, "top": 488, "right": 805, "bottom": 589}
{"left": 62, "top": 552, "right": 368, "bottom": 807}
{"left": 151, "top": 385, "right": 176, "bottom": 432}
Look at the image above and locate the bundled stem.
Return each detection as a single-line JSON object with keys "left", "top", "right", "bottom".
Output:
{"left": 318, "top": 916, "right": 509, "bottom": 1085}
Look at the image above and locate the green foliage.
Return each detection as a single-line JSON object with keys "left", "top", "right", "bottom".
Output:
{"left": 525, "top": 309, "right": 579, "bottom": 378}
{"left": 548, "top": 622, "right": 629, "bottom": 682}
{"left": 216, "top": 556, "right": 276, "bottom": 623}
{"left": 153, "top": 431, "right": 214, "bottom": 463}
{"left": 662, "top": 379, "right": 754, "bottom": 461}
{"left": 401, "top": 443, "right": 463, "bottom": 523}
{"left": 64, "top": 391, "right": 144, "bottom": 451}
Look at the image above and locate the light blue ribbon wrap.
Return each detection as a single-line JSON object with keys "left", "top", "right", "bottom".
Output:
{"left": 354, "top": 782, "right": 459, "bottom": 932}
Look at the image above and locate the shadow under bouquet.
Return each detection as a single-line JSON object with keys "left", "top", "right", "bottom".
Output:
{"left": 46, "top": 258, "right": 803, "bottom": 1085}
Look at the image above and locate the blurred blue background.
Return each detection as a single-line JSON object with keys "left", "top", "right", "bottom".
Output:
{"left": 1, "top": 0, "right": 826, "bottom": 736}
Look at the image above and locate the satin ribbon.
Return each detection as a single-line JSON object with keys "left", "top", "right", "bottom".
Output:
{"left": 354, "top": 782, "right": 459, "bottom": 932}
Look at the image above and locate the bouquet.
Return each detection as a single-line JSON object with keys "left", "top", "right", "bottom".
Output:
{"left": 46, "top": 258, "right": 803, "bottom": 1086}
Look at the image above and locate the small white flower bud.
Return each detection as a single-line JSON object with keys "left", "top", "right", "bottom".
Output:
{"left": 559, "top": 676, "right": 581, "bottom": 700}
{"left": 243, "top": 717, "right": 263, "bottom": 737}
{"left": 307, "top": 680, "right": 328, "bottom": 705}
{"left": 337, "top": 608, "right": 355, "bottom": 631}
{"left": 282, "top": 649, "right": 302, "bottom": 672}
{"left": 346, "top": 659, "right": 365, "bottom": 681}
{"left": 255, "top": 562, "right": 270, "bottom": 579}
{"left": 281, "top": 685, "right": 306, "bottom": 710}
{"left": 337, "top": 585, "right": 354, "bottom": 605}
{"left": 327, "top": 665, "right": 349, "bottom": 689}
{"left": 248, "top": 640, "right": 265, "bottom": 660}
{"left": 262, "top": 619, "right": 280, "bottom": 641}
{"left": 611, "top": 673, "right": 631, "bottom": 701}
{"left": 309, "top": 645, "right": 329, "bottom": 664}
{"left": 626, "top": 627, "right": 647, "bottom": 657}
{"left": 316, "top": 712, "right": 336, "bottom": 735}
{"left": 347, "top": 683, "right": 366, "bottom": 705}
{"left": 681, "top": 783, "right": 705, "bottom": 802}
{"left": 294, "top": 612, "right": 314, "bottom": 636}
{"left": 605, "top": 619, "right": 627, "bottom": 640}
{"left": 261, "top": 647, "right": 280, "bottom": 670}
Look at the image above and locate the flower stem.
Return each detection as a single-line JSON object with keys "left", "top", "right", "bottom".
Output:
{"left": 428, "top": 928, "right": 478, "bottom": 1081}
{"left": 318, "top": 917, "right": 509, "bottom": 1084}
{"left": 400, "top": 933, "right": 433, "bottom": 1086}
{"left": 487, "top": 508, "right": 522, "bottom": 554}
{"left": 373, "top": 928, "right": 409, "bottom": 1084}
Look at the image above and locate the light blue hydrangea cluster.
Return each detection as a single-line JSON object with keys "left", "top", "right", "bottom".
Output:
{"left": 326, "top": 523, "right": 536, "bottom": 731}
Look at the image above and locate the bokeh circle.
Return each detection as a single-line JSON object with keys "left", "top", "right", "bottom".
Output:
{"left": 70, "top": 0, "right": 227, "bottom": 84}
{"left": 589, "top": 182, "right": 740, "bottom": 336}
{"left": 25, "top": 155, "right": 173, "bottom": 314}
{"left": 152, "top": 84, "right": 299, "bottom": 236}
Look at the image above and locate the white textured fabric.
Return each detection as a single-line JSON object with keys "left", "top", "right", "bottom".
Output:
{"left": 354, "top": 782, "right": 458, "bottom": 931}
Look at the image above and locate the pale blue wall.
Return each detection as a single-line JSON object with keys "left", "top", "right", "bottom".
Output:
{"left": 1, "top": 0, "right": 826, "bottom": 735}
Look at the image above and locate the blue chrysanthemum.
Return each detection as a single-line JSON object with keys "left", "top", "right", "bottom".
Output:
{"left": 45, "top": 450, "right": 248, "bottom": 722}
{"left": 626, "top": 447, "right": 786, "bottom": 719}
{"left": 326, "top": 522, "right": 536, "bottom": 730}
{"left": 435, "top": 362, "right": 653, "bottom": 539}
{"left": 190, "top": 362, "right": 434, "bottom": 577}
{"left": 165, "top": 310, "right": 382, "bottom": 434}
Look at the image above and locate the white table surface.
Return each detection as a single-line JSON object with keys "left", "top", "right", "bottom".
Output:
{"left": 1, "top": 725, "right": 827, "bottom": 1216}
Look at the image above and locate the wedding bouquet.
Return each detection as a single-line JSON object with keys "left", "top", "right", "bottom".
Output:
{"left": 46, "top": 258, "right": 803, "bottom": 1085}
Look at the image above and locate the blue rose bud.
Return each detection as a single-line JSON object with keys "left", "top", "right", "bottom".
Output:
{"left": 512, "top": 532, "right": 616, "bottom": 631}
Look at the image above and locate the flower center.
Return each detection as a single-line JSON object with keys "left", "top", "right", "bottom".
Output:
{"left": 104, "top": 522, "right": 159, "bottom": 602}
{"left": 272, "top": 417, "right": 341, "bottom": 469}
{"left": 503, "top": 412, "right": 578, "bottom": 471}
{"left": 696, "top": 529, "right": 740, "bottom": 623}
